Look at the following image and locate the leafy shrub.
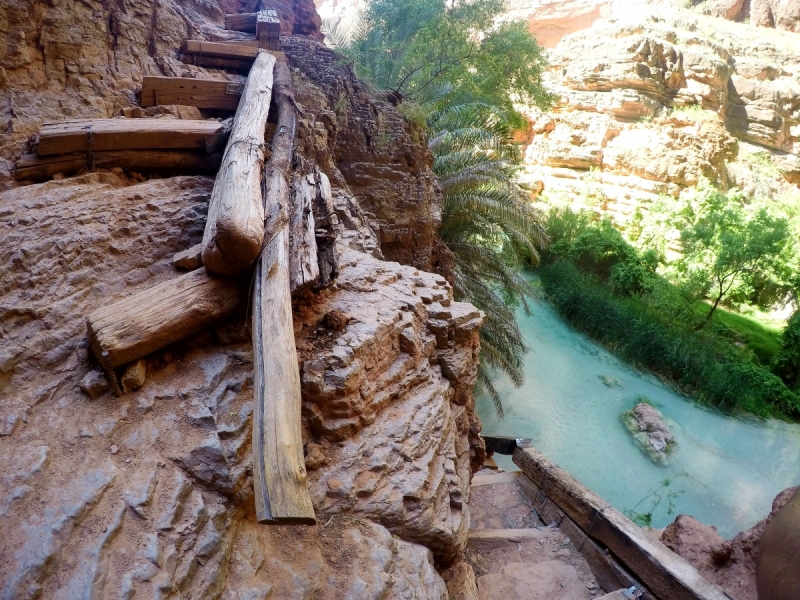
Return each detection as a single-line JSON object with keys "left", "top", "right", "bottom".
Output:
{"left": 771, "top": 310, "right": 800, "bottom": 390}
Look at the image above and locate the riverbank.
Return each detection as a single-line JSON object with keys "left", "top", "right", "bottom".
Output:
{"left": 476, "top": 296, "right": 800, "bottom": 538}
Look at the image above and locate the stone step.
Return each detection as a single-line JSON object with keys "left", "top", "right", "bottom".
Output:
{"left": 472, "top": 471, "right": 522, "bottom": 487}
{"left": 465, "top": 527, "right": 602, "bottom": 599}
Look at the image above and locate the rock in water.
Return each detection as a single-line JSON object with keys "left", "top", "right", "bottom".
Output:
{"left": 622, "top": 401, "right": 677, "bottom": 465}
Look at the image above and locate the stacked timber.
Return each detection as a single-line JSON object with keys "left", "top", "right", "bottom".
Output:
{"left": 14, "top": 118, "right": 230, "bottom": 181}
{"left": 82, "top": 48, "right": 327, "bottom": 526}
{"left": 223, "top": 9, "right": 282, "bottom": 50}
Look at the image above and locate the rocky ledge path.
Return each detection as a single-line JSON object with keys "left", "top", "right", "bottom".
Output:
{"left": 465, "top": 470, "right": 606, "bottom": 599}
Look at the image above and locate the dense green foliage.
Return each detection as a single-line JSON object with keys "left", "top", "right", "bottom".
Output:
{"left": 329, "top": 0, "right": 552, "bottom": 124}
{"left": 667, "top": 182, "right": 792, "bottom": 329}
{"left": 430, "top": 102, "right": 548, "bottom": 413}
{"left": 330, "top": 0, "right": 554, "bottom": 415}
{"left": 771, "top": 310, "right": 800, "bottom": 391}
{"left": 540, "top": 205, "right": 800, "bottom": 419}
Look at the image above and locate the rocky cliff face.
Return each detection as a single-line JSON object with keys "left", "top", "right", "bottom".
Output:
{"left": 0, "top": 0, "right": 484, "bottom": 597}
{"left": 520, "top": 5, "right": 800, "bottom": 222}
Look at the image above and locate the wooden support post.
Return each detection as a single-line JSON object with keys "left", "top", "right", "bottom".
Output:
{"left": 288, "top": 166, "right": 339, "bottom": 292}
{"left": 87, "top": 268, "right": 245, "bottom": 396}
{"left": 14, "top": 150, "right": 223, "bottom": 181}
{"left": 256, "top": 10, "right": 281, "bottom": 50}
{"left": 35, "top": 119, "right": 229, "bottom": 156}
{"left": 251, "top": 57, "right": 316, "bottom": 525}
{"left": 289, "top": 172, "right": 320, "bottom": 293}
{"left": 141, "top": 77, "right": 245, "bottom": 111}
{"left": 201, "top": 51, "right": 277, "bottom": 277}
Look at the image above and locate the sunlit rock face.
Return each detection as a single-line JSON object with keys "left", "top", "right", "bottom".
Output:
{"left": 519, "top": 7, "right": 800, "bottom": 223}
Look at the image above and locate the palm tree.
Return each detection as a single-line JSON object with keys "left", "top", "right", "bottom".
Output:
{"left": 430, "top": 102, "right": 549, "bottom": 416}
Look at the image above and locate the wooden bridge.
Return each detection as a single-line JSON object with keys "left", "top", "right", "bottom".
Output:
{"left": 16, "top": 9, "right": 332, "bottom": 526}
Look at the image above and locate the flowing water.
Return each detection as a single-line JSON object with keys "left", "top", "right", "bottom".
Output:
{"left": 477, "top": 297, "right": 800, "bottom": 538}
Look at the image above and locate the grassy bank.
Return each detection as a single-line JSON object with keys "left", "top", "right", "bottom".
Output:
{"left": 539, "top": 261, "right": 800, "bottom": 419}
{"left": 690, "top": 302, "right": 782, "bottom": 366}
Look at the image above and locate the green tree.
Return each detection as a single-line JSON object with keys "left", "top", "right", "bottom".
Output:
{"left": 329, "top": 0, "right": 554, "bottom": 415}
{"left": 430, "top": 102, "right": 548, "bottom": 414}
{"left": 329, "top": 0, "right": 553, "bottom": 124}
{"left": 670, "top": 181, "right": 792, "bottom": 329}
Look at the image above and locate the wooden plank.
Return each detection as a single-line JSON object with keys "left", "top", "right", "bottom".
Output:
{"left": 513, "top": 446, "right": 729, "bottom": 600}
{"left": 87, "top": 268, "right": 245, "bottom": 395}
{"left": 36, "top": 119, "right": 228, "bottom": 157}
{"left": 179, "top": 41, "right": 287, "bottom": 72}
{"left": 182, "top": 40, "right": 260, "bottom": 60}
{"left": 225, "top": 12, "right": 258, "bottom": 32}
{"left": 14, "top": 149, "right": 222, "bottom": 181}
{"left": 311, "top": 170, "right": 339, "bottom": 289}
{"left": 201, "top": 51, "right": 277, "bottom": 276}
{"left": 251, "top": 57, "right": 315, "bottom": 525}
{"left": 141, "top": 77, "right": 244, "bottom": 110}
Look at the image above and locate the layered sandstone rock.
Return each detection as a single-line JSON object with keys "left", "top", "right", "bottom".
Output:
{"left": 522, "top": 9, "right": 800, "bottom": 221}
{"left": 0, "top": 165, "right": 481, "bottom": 595}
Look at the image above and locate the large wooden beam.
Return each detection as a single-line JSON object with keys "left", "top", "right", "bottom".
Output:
{"left": 288, "top": 172, "right": 320, "bottom": 293}
{"left": 225, "top": 12, "right": 259, "bottom": 32}
{"left": 513, "top": 446, "right": 729, "bottom": 600}
{"left": 182, "top": 40, "right": 261, "bottom": 60}
{"left": 14, "top": 149, "right": 222, "bottom": 181}
{"left": 201, "top": 51, "right": 277, "bottom": 276}
{"left": 251, "top": 57, "right": 316, "bottom": 525}
{"left": 87, "top": 268, "right": 245, "bottom": 395}
{"left": 141, "top": 77, "right": 244, "bottom": 110}
{"left": 36, "top": 119, "right": 228, "bottom": 156}
{"left": 180, "top": 40, "right": 285, "bottom": 72}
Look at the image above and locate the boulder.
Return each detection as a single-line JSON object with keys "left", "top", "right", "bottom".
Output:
{"left": 622, "top": 401, "right": 677, "bottom": 465}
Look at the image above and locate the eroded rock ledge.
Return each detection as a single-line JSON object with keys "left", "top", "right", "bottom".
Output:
{"left": 0, "top": 165, "right": 482, "bottom": 597}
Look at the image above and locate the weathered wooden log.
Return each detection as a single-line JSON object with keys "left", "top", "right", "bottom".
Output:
{"left": 288, "top": 165, "right": 340, "bottom": 292}
{"left": 201, "top": 51, "right": 277, "bottom": 276}
{"left": 289, "top": 172, "right": 320, "bottom": 293}
{"left": 141, "top": 76, "right": 245, "bottom": 110}
{"left": 14, "top": 149, "right": 223, "bottom": 181}
{"left": 182, "top": 40, "right": 261, "bottom": 60}
{"left": 311, "top": 170, "right": 340, "bottom": 289}
{"left": 224, "top": 12, "right": 259, "bottom": 32}
{"left": 36, "top": 119, "right": 228, "bottom": 156}
{"left": 513, "top": 446, "right": 729, "bottom": 600}
{"left": 87, "top": 268, "right": 245, "bottom": 396}
{"left": 251, "top": 57, "right": 316, "bottom": 525}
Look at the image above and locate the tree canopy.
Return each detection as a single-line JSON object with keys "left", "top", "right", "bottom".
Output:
{"left": 330, "top": 0, "right": 553, "bottom": 124}
{"left": 669, "top": 181, "right": 792, "bottom": 329}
